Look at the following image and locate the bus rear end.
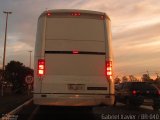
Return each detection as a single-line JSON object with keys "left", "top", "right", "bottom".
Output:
{"left": 33, "top": 9, "right": 114, "bottom": 106}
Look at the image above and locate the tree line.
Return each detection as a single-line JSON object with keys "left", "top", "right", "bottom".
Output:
{"left": 114, "top": 74, "right": 160, "bottom": 89}
{"left": 1, "top": 60, "right": 159, "bottom": 94}
{"left": 0, "top": 60, "right": 33, "bottom": 94}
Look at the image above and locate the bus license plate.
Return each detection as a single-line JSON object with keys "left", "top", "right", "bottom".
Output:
{"left": 68, "top": 84, "right": 85, "bottom": 90}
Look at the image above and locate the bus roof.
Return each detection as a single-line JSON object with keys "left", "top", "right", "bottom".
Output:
{"left": 39, "top": 9, "right": 110, "bottom": 20}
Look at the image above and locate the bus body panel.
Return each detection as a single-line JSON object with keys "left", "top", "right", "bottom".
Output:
{"left": 33, "top": 9, "right": 114, "bottom": 106}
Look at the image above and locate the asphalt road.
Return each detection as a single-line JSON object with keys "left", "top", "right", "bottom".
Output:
{"left": 17, "top": 103, "right": 160, "bottom": 120}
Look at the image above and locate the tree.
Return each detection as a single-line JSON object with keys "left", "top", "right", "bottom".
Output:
{"left": 5, "top": 60, "right": 33, "bottom": 94}
{"left": 122, "top": 76, "right": 128, "bottom": 83}
{"left": 141, "top": 74, "right": 153, "bottom": 83}
{"left": 129, "top": 75, "right": 138, "bottom": 82}
{"left": 154, "top": 74, "right": 160, "bottom": 89}
{"left": 114, "top": 76, "right": 121, "bottom": 84}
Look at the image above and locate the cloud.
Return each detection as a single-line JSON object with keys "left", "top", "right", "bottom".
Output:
{"left": 0, "top": 0, "right": 160, "bottom": 77}
{"left": 113, "top": 22, "right": 160, "bottom": 42}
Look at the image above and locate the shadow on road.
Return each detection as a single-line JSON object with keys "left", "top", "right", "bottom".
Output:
{"left": 33, "top": 106, "right": 95, "bottom": 120}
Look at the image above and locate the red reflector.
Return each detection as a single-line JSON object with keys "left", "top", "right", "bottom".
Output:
{"left": 38, "top": 59, "right": 45, "bottom": 76}
{"left": 132, "top": 90, "right": 137, "bottom": 95}
{"left": 106, "top": 60, "right": 112, "bottom": 79}
{"left": 72, "top": 50, "right": 79, "bottom": 54}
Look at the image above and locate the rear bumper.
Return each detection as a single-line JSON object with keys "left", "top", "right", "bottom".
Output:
{"left": 129, "top": 96, "right": 160, "bottom": 106}
{"left": 33, "top": 93, "right": 115, "bottom": 106}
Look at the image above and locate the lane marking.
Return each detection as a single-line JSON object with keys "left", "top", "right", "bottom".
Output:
{"left": 0, "top": 98, "right": 33, "bottom": 120}
{"left": 28, "top": 106, "right": 40, "bottom": 120}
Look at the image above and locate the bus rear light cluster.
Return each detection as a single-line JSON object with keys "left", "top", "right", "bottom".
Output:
{"left": 106, "top": 60, "right": 112, "bottom": 79}
{"left": 38, "top": 59, "right": 45, "bottom": 76}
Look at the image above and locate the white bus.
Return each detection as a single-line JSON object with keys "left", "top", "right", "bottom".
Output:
{"left": 33, "top": 9, "right": 114, "bottom": 106}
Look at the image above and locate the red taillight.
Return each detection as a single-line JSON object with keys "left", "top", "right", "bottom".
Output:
{"left": 132, "top": 90, "right": 137, "bottom": 95}
{"left": 106, "top": 60, "right": 112, "bottom": 79}
{"left": 38, "top": 59, "right": 45, "bottom": 76}
{"left": 71, "top": 12, "right": 81, "bottom": 16}
{"left": 47, "top": 12, "right": 52, "bottom": 16}
{"left": 72, "top": 50, "right": 79, "bottom": 54}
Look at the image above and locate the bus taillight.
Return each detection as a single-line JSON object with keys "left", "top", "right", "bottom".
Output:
{"left": 71, "top": 12, "right": 81, "bottom": 16}
{"left": 38, "top": 59, "right": 45, "bottom": 76}
{"left": 72, "top": 50, "right": 79, "bottom": 54}
{"left": 47, "top": 12, "right": 52, "bottom": 16}
{"left": 106, "top": 60, "right": 112, "bottom": 79}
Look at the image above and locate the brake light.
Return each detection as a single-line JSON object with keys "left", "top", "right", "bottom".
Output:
{"left": 106, "top": 60, "right": 112, "bottom": 79}
{"left": 38, "top": 59, "right": 45, "bottom": 76}
{"left": 72, "top": 50, "right": 79, "bottom": 54}
{"left": 132, "top": 90, "right": 137, "bottom": 95}
{"left": 71, "top": 12, "right": 81, "bottom": 16}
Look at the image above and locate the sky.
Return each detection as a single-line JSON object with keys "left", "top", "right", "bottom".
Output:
{"left": 0, "top": 0, "right": 160, "bottom": 78}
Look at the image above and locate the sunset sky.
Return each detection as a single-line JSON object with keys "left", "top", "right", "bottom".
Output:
{"left": 0, "top": 0, "right": 160, "bottom": 78}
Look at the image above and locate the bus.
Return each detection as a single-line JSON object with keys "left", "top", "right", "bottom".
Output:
{"left": 33, "top": 9, "right": 114, "bottom": 106}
